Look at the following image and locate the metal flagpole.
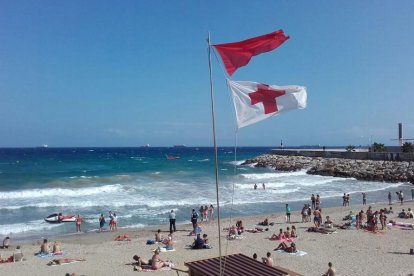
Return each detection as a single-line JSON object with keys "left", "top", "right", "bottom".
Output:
{"left": 207, "top": 32, "right": 223, "bottom": 276}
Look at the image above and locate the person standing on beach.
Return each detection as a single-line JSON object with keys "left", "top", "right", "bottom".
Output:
{"left": 112, "top": 213, "right": 118, "bottom": 231}
{"left": 316, "top": 194, "right": 321, "bottom": 209}
{"left": 388, "top": 192, "right": 392, "bottom": 205}
{"left": 397, "top": 190, "right": 404, "bottom": 205}
{"left": 99, "top": 213, "right": 106, "bottom": 232}
{"left": 191, "top": 209, "right": 198, "bottom": 231}
{"left": 109, "top": 211, "right": 114, "bottom": 231}
{"left": 199, "top": 206, "right": 204, "bottom": 222}
{"left": 346, "top": 194, "right": 350, "bottom": 206}
{"left": 342, "top": 193, "right": 346, "bottom": 206}
{"left": 311, "top": 194, "right": 316, "bottom": 209}
{"left": 285, "top": 204, "right": 291, "bottom": 223}
{"left": 169, "top": 210, "right": 176, "bottom": 233}
{"left": 362, "top": 193, "right": 367, "bottom": 205}
{"left": 75, "top": 214, "right": 83, "bottom": 232}
{"left": 209, "top": 204, "right": 214, "bottom": 221}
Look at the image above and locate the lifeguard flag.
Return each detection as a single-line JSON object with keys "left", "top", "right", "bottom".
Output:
{"left": 213, "top": 30, "right": 289, "bottom": 76}
{"left": 227, "top": 79, "right": 307, "bottom": 128}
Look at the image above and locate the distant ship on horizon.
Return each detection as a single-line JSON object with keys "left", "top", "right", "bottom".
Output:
{"left": 40, "top": 144, "right": 48, "bottom": 148}
{"left": 173, "top": 144, "right": 186, "bottom": 148}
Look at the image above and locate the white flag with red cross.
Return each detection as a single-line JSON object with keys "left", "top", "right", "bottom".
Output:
{"left": 227, "top": 79, "right": 307, "bottom": 129}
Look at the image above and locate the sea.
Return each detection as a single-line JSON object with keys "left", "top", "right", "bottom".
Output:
{"left": 0, "top": 147, "right": 412, "bottom": 240}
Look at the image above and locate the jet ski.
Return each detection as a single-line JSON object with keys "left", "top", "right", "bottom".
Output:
{"left": 44, "top": 213, "right": 76, "bottom": 223}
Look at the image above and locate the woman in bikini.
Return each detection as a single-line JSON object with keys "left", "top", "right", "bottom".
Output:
{"left": 75, "top": 214, "right": 82, "bottom": 232}
{"left": 270, "top": 229, "right": 285, "bottom": 240}
{"left": 208, "top": 204, "right": 214, "bottom": 221}
{"left": 290, "top": 226, "right": 297, "bottom": 238}
{"left": 151, "top": 249, "right": 170, "bottom": 270}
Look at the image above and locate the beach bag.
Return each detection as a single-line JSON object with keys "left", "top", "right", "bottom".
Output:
{"left": 146, "top": 240, "right": 155, "bottom": 245}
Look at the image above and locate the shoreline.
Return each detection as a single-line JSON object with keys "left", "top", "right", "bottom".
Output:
{"left": 2, "top": 200, "right": 414, "bottom": 275}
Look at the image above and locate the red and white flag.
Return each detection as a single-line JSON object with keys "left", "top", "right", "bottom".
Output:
{"left": 213, "top": 30, "right": 289, "bottom": 76}
{"left": 228, "top": 79, "right": 307, "bottom": 128}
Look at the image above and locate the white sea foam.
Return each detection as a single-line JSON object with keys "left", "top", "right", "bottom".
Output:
{"left": 0, "top": 184, "right": 123, "bottom": 200}
{"left": 0, "top": 220, "right": 61, "bottom": 236}
{"left": 198, "top": 159, "right": 209, "bottom": 162}
{"left": 239, "top": 170, "right": 307, "bottom": 180}
{"left": 227, "top": 160, "right": 245, "bottom": 166}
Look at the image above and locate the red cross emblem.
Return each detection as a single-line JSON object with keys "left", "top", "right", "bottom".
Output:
{"left": 248, "top": 84, "right": 286, "bottom": 114}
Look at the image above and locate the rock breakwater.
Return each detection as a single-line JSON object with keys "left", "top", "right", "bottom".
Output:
{"left": 243, "top": 154, "right": 414, "bottom": 184}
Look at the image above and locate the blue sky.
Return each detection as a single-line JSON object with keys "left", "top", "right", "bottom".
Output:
{"left": 1, "top": 1, "right": 413, "bottom": 147}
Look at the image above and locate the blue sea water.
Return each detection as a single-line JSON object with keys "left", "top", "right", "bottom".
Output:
{"left": 0, "top": 147, "right": 411, "bottom": 239}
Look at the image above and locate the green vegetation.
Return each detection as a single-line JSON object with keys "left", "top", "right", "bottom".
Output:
{"left": 401, "top": 142, "right": 414, "bottom": 153}
{"left": 372, "top": 142, "right": 387, "bottom": 152}
{"left": 346, "top": 145, "right": 356, "bottom": 152}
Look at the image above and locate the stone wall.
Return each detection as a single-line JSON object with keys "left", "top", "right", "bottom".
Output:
{"left": 243, "top": 154, "right": 414, "bottom": 184}
{"left": 270, "top": 149, "right": 414, "bottom": 161}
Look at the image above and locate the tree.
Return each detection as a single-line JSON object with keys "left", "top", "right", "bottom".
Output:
{"left": 346, "top": 145, "right": 356, "bottom": 152}
{"left": 372, "top": 142, "right": 387, "bottom": 152}
{"left": 401, "top": 142, "right": 414, "bottom": 153}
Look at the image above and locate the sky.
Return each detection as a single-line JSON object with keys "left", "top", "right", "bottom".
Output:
{"left": 1, "top": 1, "right": 414, "bottom": 147}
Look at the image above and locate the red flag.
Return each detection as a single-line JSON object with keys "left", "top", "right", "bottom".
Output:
{"left": 213, "top": 30, "right": 289, "bottom": 76}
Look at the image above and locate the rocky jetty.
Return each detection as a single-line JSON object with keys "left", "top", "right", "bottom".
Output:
{"left": 243, "top": 154, "right": 414, "bottom": 184}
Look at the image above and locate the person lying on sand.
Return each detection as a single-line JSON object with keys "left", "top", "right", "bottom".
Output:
{"left": 275, "top": 242, "right": 296, "bottom": 253}
{"left": 128, "top": 255, "right": 150, "bottom": 271}
{"left": 307, "top": 227, "right": 336, "bottom": 234}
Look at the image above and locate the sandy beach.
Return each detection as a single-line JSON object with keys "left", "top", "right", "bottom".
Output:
{"left": 1, "top": 200, "right": 413, "bottom": 276}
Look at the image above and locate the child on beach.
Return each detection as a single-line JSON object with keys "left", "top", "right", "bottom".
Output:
{"left": 40, "top": 239, "right": 49, "bottom": 254}
{"left": 262, "top": 252, "right": 273, "bottom": 267}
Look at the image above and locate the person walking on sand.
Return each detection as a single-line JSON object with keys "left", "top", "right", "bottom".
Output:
{"left": 109, "top": 211, "right": 114, "bottom": 231}
{"left": 388, "top": 192, "right": 392, "bottom": 205}
{"left": 203, "top": 205, "right": 209, "bottom": 222}
{"left": 398, "top": 190, "right": 404, "bottom": 205}
{"left": 199, "top": 206, "right": 204, "bottom": 222}
{"left": 191, "top": 209, "right": 198, "bottom": 231}
{"left": 169, "top": 210, "right": 176, "bottom": 233}
{"left": 285, "top": 204, "right": 291, "bottom": 223}
{"left": 75, "top": 214, "right": 83, "bottom": 232}
{"left": 316, "top": 194, "right": 321, "bottom": 209}
{"left": 322, "top": 262, "right": 337, "bottom": 276}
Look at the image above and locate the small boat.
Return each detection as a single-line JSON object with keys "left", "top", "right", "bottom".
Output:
{"left": 166, "top": 154, "right": 180, "bottom": 160}
{"left": 44, "top": 213, "right": 76, "bottom": 223}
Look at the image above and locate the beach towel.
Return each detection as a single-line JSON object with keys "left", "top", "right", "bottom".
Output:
{"left": 115, "top": 235, "right": 131, "bottom": 241}
{"left": 226, "top": 235, "right": 244, "bottom": 240}
{"left": 152, "top": 246, "right": 176, "bottom": 252}
{"left": 0, "top": 256, "right": 14, "bottom": 264}
{"left": 275, "top": 249, "right": 307, "bottom": 256}
{"left": 35, "top": 251, "right": 65, "bottom": 258}
{"left": 138, "top": 264, "right": 173, "bottom": 272}
{"left": 47, "top": 258, "right": 85, "bottom": 266}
